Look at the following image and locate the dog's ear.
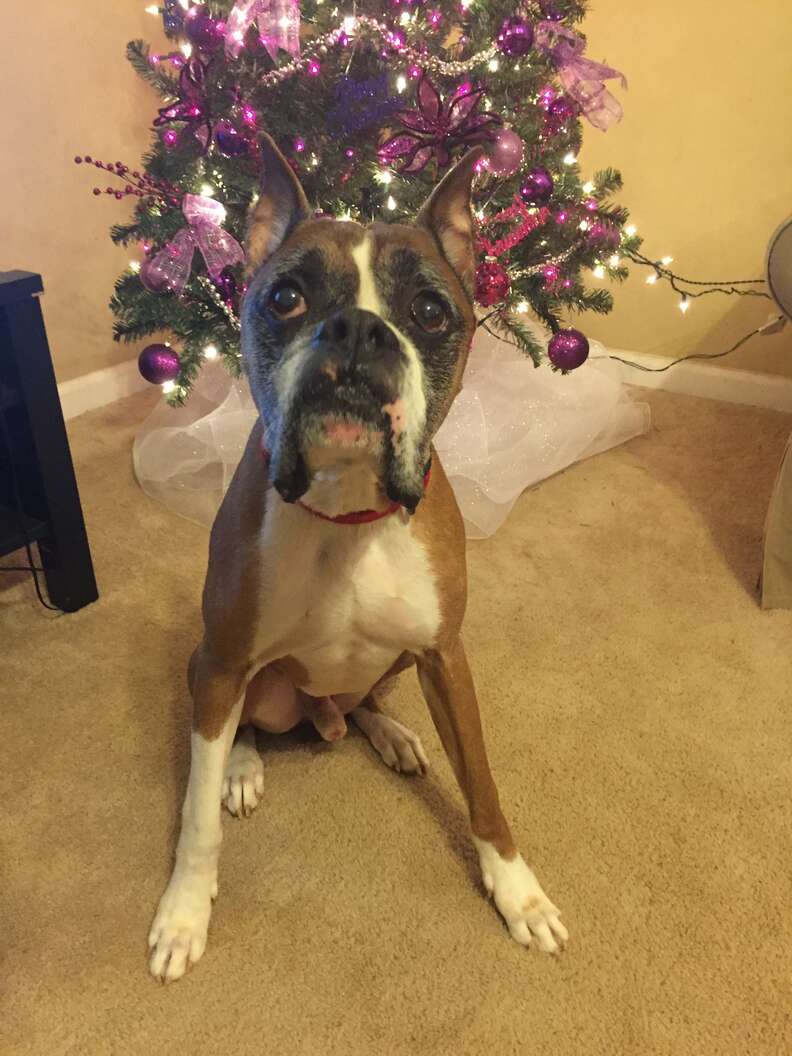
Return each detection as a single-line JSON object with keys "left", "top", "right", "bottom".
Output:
{"left": 245, "top": 133, "right": 311, "bottom": 275}
{"left": 416, "top": 146, "right": 484, "bottom": 297}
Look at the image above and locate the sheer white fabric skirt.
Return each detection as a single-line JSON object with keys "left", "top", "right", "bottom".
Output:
{"left": 133, "top": 325, "right": 649, "bottom": 538}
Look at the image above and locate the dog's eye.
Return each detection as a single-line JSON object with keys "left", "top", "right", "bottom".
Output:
{"left": 410, "top": 291, "right": 448, "bottom": 333}
{"left": 269, "top": 281, "right": 307, "bottom": 319}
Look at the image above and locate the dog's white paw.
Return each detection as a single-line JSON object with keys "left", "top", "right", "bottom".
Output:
{"left": 353, "top": 709, "right": 429, "bottom": 775}
{"left": 148, "top": 872, "right": 214, "bottom": 982}
{"left": 222, "top": 739, "right": 265, "bottom": 817}
{"left": 474, "top": 839, "right": 568, "bottom": 954}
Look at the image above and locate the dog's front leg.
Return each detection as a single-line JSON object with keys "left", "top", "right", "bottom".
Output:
{"left": 148, "top": 648, "right": 246, "bottom": 982}
{"left": 417, "top": 638, "right": 568, "bottom": 953}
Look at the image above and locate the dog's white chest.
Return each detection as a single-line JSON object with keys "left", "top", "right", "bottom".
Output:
{"left": 259, "top": 511, "right": 441, "bottom": 697}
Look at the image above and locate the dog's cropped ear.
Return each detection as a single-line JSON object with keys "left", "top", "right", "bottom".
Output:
{"left": 245, "top": 133, "right": 311, "bottom": 275}
{"left": 416, "top": 146, "right": 484, "bottom": 298}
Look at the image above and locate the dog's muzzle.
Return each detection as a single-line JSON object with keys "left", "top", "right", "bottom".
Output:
{"left": 302, "top": 307, "right": 404, "bottom": 409}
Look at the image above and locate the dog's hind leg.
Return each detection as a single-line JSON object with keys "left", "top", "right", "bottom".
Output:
{"left": 222, "top": 724, "right": 265, "bottom": 818}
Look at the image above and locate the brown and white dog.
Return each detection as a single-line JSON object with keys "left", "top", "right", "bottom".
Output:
{"left": 148, "top": 136, "right": 567, "bottom": 982}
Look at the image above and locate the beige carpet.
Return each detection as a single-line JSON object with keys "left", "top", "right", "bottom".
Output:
{"left": 2, "top": 387, "right": 791, "bottom": 1056}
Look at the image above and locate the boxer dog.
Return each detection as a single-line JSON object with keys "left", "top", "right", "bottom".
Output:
{"left": 148, "top": 135, "right": 567, "bottom": 981}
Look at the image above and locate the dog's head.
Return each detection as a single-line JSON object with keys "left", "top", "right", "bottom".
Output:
{"left": 240, "top": 134, "right": 480, "bottom": 515}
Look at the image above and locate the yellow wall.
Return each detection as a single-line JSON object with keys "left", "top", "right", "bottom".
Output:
{"left": 579, "top": 0, "right": 792, "bottom": 375}
{"left": 2, "top": 2, "right": 790, "bottom": 383}
{"left": 0, "top": 1, "right": 167, "bottom": 383}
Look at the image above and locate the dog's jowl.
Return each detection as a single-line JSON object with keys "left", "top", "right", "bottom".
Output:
{"left": 148, "top": 136, "right": 568, "bottom": 982}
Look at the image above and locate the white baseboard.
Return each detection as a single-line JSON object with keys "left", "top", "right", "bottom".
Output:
{"left": 58, "top": 357, "right": 149, "bottom": 421}
{"left": 595, "top": 349, "right": 792, "bottom": 414}
{"left": 58, "top": 348, "right": 792, "bottom": 423}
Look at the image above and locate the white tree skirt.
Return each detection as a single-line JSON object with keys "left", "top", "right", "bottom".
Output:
{"left": 133, "top": 326, "right": 649, "bottom": 538}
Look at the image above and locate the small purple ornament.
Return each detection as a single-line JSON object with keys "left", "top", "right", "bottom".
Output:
{"left": 138, "top": 344, "right": 180, "bottom": 385}
{"left": 184, "top": 5, "right": 225, "bottom": 51}
{"left": 214, "top": 119, "right": 251, "bottom": 157}
{"left": 520, "top": 167, "right": 554, "bottom": 205}
{"left": 487, "top": 127, "right": 523, "bottom": 176}
{"left": 140, "top": 253, "right": 178, "bottom": 294}
{"left": 497, "top": 16, "right": 534, "bottom": 57}
{"left": 588, "top": 220, "right": 621, "bottom": 248}
{"left": 548, "top": 328, "right": 589, "bottom": 371}
{"left": 475, "top": 261, "right": 511, "bottom": 307}
{"left": 544, "top": 95, "right": 578, "bottom": 134}
{"left": 214, "top": 268, "right": 237, "bottom": 303}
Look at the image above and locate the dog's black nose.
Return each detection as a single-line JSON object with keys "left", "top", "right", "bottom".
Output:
{"left": 311, "top": 308, "right": 402, "bottom": 403}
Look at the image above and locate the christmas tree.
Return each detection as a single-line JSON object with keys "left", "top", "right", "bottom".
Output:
{"left": 78, "top": 0, "right": 635, "bottom": 404}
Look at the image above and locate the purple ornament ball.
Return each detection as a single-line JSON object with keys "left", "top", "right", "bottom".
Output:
{"left": 475, "top": 261, "right": 511, "bottom": 307}
{"left": 184, "top": 5, "right": 225, "bottom": 51}
{"left": 520, "top": 167, "right": 554, "bottom": 205}
{"left": 138, "top": 343, "right": 180, "bottom": 385}
{"left": 497, "top": 16, "right": 534, "bottom": 57}
{"left": 214, "top": 120, "right": 251, "bottom": 157}
{"left": 548, "top": 328, "right": 589, "bottom": 371}
{"left": 487, "top": 128, "right": 523, "bottom": 177}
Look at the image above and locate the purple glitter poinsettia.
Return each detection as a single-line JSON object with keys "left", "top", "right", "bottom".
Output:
{"left": 379, "top": 74, "right": 502, "bottom": 174}
{"left": 154, "top": 57, "right": 212, "bottom": 150}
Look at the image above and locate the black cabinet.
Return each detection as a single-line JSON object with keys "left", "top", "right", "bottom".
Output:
{"left": 0, "top": 271, "right": 98, "bottom": 612}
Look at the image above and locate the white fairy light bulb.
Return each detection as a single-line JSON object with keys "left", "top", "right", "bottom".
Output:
{"left": 661, "top": 255, "right": 674, "bottom": 266}
{"left": 582, "top": 181, "right": 595, "bottom": 193}
{"left": 625, "top": 224, "right": 637, "bottom": 236}
{"left": 609, "top": 254, "right": 620, "bottom": 267}
{"left": 203, "top": 344, "right": 219, "bottom": 360}
{"left": 129, "top": 261, "right": 141, "bottom": 273}
{"left": 563, "top": 152, "right": 577, "bottom": 165}
{"left": 679, "top": 297, "right": 690, "bottom": 313}
{"left": 339, "top": 209, "right": 353, "bottom": 222}
{"left": 179, "top": 41, "right": 193, "bottom": 58}
{"left": 646, "top": 273, "right": 658, "bottom": 285}
{"left": 396, "top": 74, "right": 407, "bottom": 93}
{"left": 145, "top": 5, "right": 160, "bottom": 15}
{"left": 578, "top": 220, "right": 589, "bottom": 231}
{"left": 593, "top": 264, "right": 606, "bottom": 279}
{"left": 200, "top": 183, "right": 215, "bottom": 197}
{"left": 162, "top": 380, "right": 177, "bottom": 394}
{"left": 377, "top": 170, "right": 393, "bottom": 185}
{"left": 342, "top": 16, "right": 356, "bottom": 34}
{"left": 516, "top": 300, "right": 529, "bottom": 313}
{"left": 399, "top": 10, "right": 411, "bottom": 24}
{"left": 488, "top": 58, "right": 499, "bottom": 71}
{"left": 387, "top": 196, "right": 397, "bottom": 211}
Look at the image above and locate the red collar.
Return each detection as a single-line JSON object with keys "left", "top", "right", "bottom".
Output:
{"left": 261, "top": 442, "right": 431, "bottom": 525}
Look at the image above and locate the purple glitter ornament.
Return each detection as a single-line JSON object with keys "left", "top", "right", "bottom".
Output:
{"left": 544, "top": 95, "right": 578, "bottom": 134}
{"left": 184, "top": 5, "right": 225, "bottom": 51}
{"left": 548, "top": 328, "right": 589, "bottom": 370}
{"left": 520, "top": 167, "right": 554, "bottom": 205}
{"left": 138, "top": 344, "right": 180, "bottom": 385}
{"left": 497, "top": 16, "right": 534, "bottom": 57}
{"left": 487, "top": 127, "right": 523, "bottom": 176}
{"left": 475, "top": 261, "right": 511, "bottom": 307}
{"left": 214, "top": 119, "right": 251, "bottom": 157}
